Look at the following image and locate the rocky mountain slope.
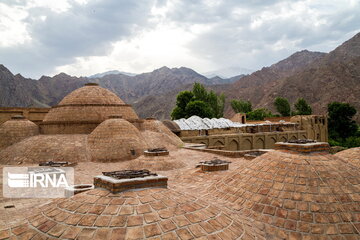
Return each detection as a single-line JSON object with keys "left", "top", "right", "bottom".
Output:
{"left": 222, "top": 32, "right": 360, "bottom": 122}
{"left": 0, "top": 65, "right": 241, "bottom": 113}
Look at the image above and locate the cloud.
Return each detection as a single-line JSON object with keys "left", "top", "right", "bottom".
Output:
{"left": 0, "top": 0, "right": 360, "bottom": 78}
{"left": 0, "top": 0, "right": 154, "bottom": 78}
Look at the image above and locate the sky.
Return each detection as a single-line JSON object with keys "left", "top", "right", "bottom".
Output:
{"left": 1, "top": 0, "right": 360, "bottom": 79}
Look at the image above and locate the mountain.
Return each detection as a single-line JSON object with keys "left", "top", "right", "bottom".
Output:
{"left": 89, "top": 70, "right": 137, "bottom": 78}
{"left": 222, "top": 32, "right": 360, "bottom": 122}
{"left": 203, "top": 66, "right": 254, "bottom": 78}
{"left": 0, "top": 65, "right": 234, "bottom": 115}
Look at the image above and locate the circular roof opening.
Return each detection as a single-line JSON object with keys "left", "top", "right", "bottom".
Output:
{"left": 84, "top": 82, "right": 99, "bottom": 86}
{"left": 11, "top": 115, "right": 25, "bottom": 120}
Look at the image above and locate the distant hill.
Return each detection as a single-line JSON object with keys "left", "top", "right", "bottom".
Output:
{"left": 88, "top": 70, "right": 137, "bottom": 78}
{"left": 0, "top": 65, "right": 239, "bottom": 115}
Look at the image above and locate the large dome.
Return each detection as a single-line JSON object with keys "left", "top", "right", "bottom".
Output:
{"left": 41, "top": 83, "right": 139, "bottom": 134}
{"left": 0, "top": 134, "right": 89, "bottom": 164}
{"left": 58, "top": 83, "right": 125, "bottom": 105}
{"left": 0, "top": 115, "right": 39, "bottom": 149}
{"left": 88, "top": 117, "right": 147, "bottom": 162}
{"left": 207, "top": 142, "right": 360, "bottom": 238}
{"left": 2, "top": 187, "right": 261, "bottom": 239}
{"left": 336, "top": 147, "right": 360, "bottom": 168}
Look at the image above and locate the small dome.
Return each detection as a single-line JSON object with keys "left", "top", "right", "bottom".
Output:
{"left": 59, "top": 84, "right": 125, "bottom": 105}
{"left": 88, "top": 118, "right": 147, "bottom": 162}
{"left": 2, "top": 187, "right": 259, "bottom": 239}
{"left": 0, "top": 135, "right": 89, "bottom": 164}
{"left": 0, "top": 116, "right": 39, "bottom": 149}
{"left": 336, "top": 147, "right": 360, "bottom": 168}
{"left": 142, "top": 119, "right": 183, "bottom": 148}
{"left": 207, "top": 142, "right": 360, "bottom": 238}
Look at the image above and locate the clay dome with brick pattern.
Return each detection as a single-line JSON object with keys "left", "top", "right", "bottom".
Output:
{"left": 0, "top": 115, "right": 39, "bottom": 150}
{"left": 207, "top": 141, "right": 360, "bottom": 239}
{"left": 336, "top": 147, "right": 360, "bottom": 169}
{"left": 88, "top": 117, "right": 147, "bottom": 162}
{"left": 42, "top": 83, "right": 139, "bottom": 134}
{"left": 1, "top": 187, "right": 263, "bottom": 239}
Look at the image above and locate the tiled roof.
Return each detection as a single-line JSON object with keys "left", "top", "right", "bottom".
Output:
{"left": 207, "top": 149, "right": 360, "bottom": 238}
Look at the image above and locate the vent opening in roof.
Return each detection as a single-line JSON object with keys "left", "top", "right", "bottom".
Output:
{"left": 94, "top": 169, "right": 168, "bottom": 193}
{"left": 275, "top": 139, "right": 330, "bottom": 154}
{"left": 84, "top": 82, "right": 99, "bottom": 86}
{"left": 11, "top": 115, "right": 25, "bottom": 120}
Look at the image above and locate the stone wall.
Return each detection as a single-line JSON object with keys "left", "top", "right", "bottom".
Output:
{"left": 181, "top": 130, "right": 307, "bottom": 151}
{"left": 0, "top": 107, "right": 49, "bottom": 125}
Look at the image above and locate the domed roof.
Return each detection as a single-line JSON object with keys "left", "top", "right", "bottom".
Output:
{"left": 59, "top": 83, "right": 125, "bottom": 105}
{"left": 207, "top": 142, "right": 360, "bottom": 238}
{"left": 0, "top": 115, "right": 39, "bottom": 149}
{"left": 336, "top": 147, "right": 360, "bottom": 168}
{"left": 0, "top": 134, "right": 89, "bottom": 164}
{"left": 88, "top": 117, "right": 147, "bottom": 162}
{"left": 142, "top": 119, "right": 183, "bottom": 148}
{"left": 2, "top": 187, "right": 260, "bottom": 239}
{"left": 42, "top": 84, "right": 139, "bottom": 128}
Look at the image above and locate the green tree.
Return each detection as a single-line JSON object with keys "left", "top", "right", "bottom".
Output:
{"left": 185, "top": 100, "right": 214, "bottom": 118}
{"left": 192, "top": 82, "right": 208, "bottom": 102}
{"left": 171, "top": 83, "right": 225, "bottom": 119}
{"left": 230, "top": 99, "right": 252, "bottom": 113}
{"left": 171, "top": 106, "right": 186, "bottom": 120}
{"left": 176, "top": 91, "right": 193, "bottom": 110}
{"left": 328, "top": 102, "right": 358, "bottom": 140}
{"left": 247, "top": 108, "right": 273, "bottom": 120}
{"left": 274, "top": 97, "right": 291, "bottom": 116}
{"left": 294, "top": 98, "right": 312, "bottom": 115}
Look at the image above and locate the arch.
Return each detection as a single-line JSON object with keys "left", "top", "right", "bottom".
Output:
{"left": 228, "top": 140, "right": 239, "bottom": 151}
{"left": 213, "top": 140, "right": 224, "bottom": 147}
{"left": 301, "top": 135, "right": 307, "bottom": 140}
{"left": 267, "top": 137, "right": 277, "bottom": 149}
{"left": 241, "top": 116, "right": 245, "bottom": 124}
{"left": 280, "top": 136, "right": 287, "bottom": 142}
{"left": 241, "top": 139, "right": 252, "bottom": 150}
{"left": 255, "top": 138, "right": 265, "bottom": 149}
{"left": 290, "top": 135, "right": 297, "bottom": 140}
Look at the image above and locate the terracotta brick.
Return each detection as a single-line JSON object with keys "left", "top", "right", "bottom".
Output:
{"left": 78, "top": 215, "right": 97, "bottom": 226}
{"left": 110, "top": 228, "right": 126, "bottom": 240}
{"left": 94, "top": 215, "right": 111, "bottom": 227}
{"left": 93, "top": 228, "right": 110, "bottom": 240}
{"left": 64, "top": 214, "right": 83, "bottom": 225}
{"left": 47, "top": 224, "right": 67, "bottom": 237}
{"left": 119, "top": 206, "right": 134, "bottom": 215}
{"left": 176, "top": 228, "right": 193, "bottom": 240}
{"left": 188, "top": 224, "right": 207, "bottom": 238}
{"left": 77, "top": 228, "right": 96, "bottom": 240}
{"left": 161, "top": 231, "right": 179, "bottom": 240}
{"left": 137, "top": 204, "right": 152, "bottom": 214}
{"left": 0, "top": 230, "right": 10, "bottom": 240}
{"left": 127, "top": 216, "right": 143, "bottom": 227}
{"left": 144, "top": 223, "right": 161, "bottom": 238}
{"left": 159, "top": 219, "right": 177, "bottom": 232}
{"left": 61, "top": 227, "right": 81, "bottom": 239}
{"left": 125, "top": 226, "right": 144, "bottom": 240}
{"left": 109, "top": 216, "right": 127, "bottom": 227}
{"left": 174, "top": 215, "right": 191, "bottom": 227}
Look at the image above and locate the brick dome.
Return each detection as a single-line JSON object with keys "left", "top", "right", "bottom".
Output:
{"left": 88, "top": 118, "right": 147, "bottom": 162}
{"left": 207, "top": 142, "right": 360, "bottom": 238}
{"left": 142, "top": 119, "right": 183, "bottom": 148}
{"left": 2, "top": 187, "right": 261, "bottom": 239}
{"left": 42, "top": 84, "right": 139, "bottom": 134}
{"left": 336, "top": 147, "right": 360, "bottom": 168}
{"left": 0, "top": 115, "right": 39, "bottom": 149}
{"left": 59, "top": 83, "right": 125, "bottom": 105}
{"left": 0, "top": 134, "right": 89, "bottom": 164}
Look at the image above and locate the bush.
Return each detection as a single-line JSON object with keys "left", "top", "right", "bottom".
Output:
{"left": 247, "top": 108, "right": 273, "bottom": 121}
{"left": 230, "top": 99, "right": 252, "bottom": 113}
{"left": 274, "top": 97, "right": 291, "bottom": 116}
{"left": 294, "top": 98, "right": 312, "bottom": 115}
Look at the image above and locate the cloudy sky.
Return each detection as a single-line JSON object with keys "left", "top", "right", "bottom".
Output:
{"left": 1, "top": 0, "right": 360, "bottom": 78}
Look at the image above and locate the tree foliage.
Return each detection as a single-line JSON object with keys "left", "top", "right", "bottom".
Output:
{"left": 328, "top": 102, "right": 358, "bottom": 140}
{"left": 294, "top": 98, "right": 312, "bottom": 115}
{"left": 247, "top": 108, "right": 273, "bottom": 121}
{"left": 274, "top": 97, "right": 291, "bottom": 116}
{"left": 230, "top": 99, "right": 252, "bottom": 113}
{"left": 171, "top": 83, "right": 225, "bottom": 120}
{"left": 185, "top": 100, "right": 214, "bottom": 118}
